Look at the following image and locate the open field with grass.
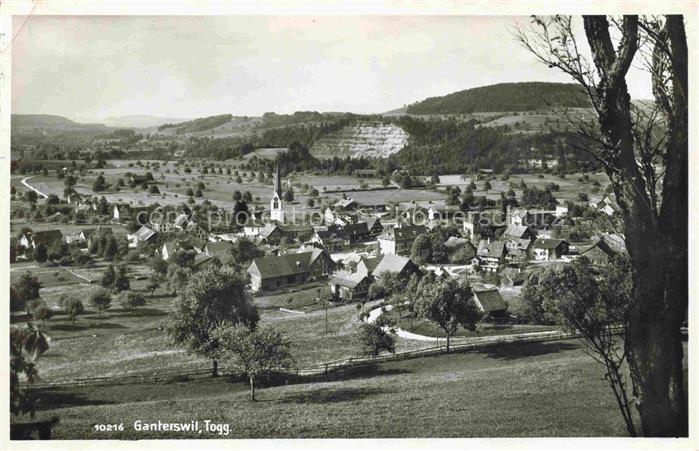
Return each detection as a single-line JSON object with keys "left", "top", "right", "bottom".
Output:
{"left": 380, "top": 309, "right": 559, "bottom": 338}
{"left": 27, "top": 338, "right": 683, "bottom": 439}
{"left": 254, "top": 282, "right": 333, "bottom": 311}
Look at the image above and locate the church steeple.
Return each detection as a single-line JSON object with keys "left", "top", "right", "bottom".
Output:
{"left": 273, "top": 162, "right": 282, "bottom": 198}
{"left": 270, "top": 162, "right": 284, "bottom": 223}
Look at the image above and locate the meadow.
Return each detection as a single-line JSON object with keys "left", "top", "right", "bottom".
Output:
{"left": 26, "top": 338, "right": 667, "bottom": 439}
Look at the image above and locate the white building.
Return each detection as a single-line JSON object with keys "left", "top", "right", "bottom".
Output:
{"left": 270, "top": 163, "right": 285, "bottom": 223}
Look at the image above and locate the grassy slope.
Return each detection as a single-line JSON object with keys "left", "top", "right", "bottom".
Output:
{"left": 29, "top": 339, "right": 654, "bottom": 439}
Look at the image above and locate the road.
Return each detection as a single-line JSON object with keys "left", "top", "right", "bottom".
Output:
{"left": 21, "top": 176, "right": 49, "bottom": 199}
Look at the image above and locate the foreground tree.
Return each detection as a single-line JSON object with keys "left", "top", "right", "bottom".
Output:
{"left": 169, "top": 266, "right": 259, "bottom": 377}
{"left": 414, "top": 278, "right": 482, "bottom": 353}
{"left": 515, "top": 15, "right": 688, "bottom": 436}
{"left": 356, "top": 322, "right": 396, "bottom": 358}
{"left": 211, "top": 323, "right": 292, "bottom": 401}
{"left": 10, "top": 324, "right": 50, "bottom": 418}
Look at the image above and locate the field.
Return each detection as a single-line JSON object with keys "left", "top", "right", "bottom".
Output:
{"left": 380, "top": 309, "right": 559, "bottom": 338}
{"left": 26, "top": 338, "right": 678, "bottom": 439}
{"left": 437, "top": 171, "right": 610, "bottom": 204}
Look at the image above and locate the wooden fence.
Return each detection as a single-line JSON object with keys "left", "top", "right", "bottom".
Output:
{"left": 31, "top": 329, "right": 582, "bottom": 390}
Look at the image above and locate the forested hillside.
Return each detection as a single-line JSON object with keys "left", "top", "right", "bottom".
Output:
{"left": 406, "top": 82, "right": 590, "bottom": 114}
{"left": 158, "top": 114, "right": 233, "bottom": 134}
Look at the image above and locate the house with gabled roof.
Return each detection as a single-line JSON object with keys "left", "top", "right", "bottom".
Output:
{"left": 371, "top": 254, "right": 419, "bottom": 281}
{"left": 128, "top": 225, "right": 157, "bottom": 248}
{"left": 531, "top": 238, "right": 569, "bottom": 261}
{"left": 501, "top": 224, "right": 534, "bottom": 240}
{"left": 329, "top": 270, "right": 372, "bottom": 301}
{"left": 473, "top": 288, "right": 508, "bottom": 317}
{"left": 247, "top": 248, "right": 335, "bottom": 293}
{"left": 377, "top": 224, "right": 426, "bottom": 256}
{"left": 579, "top": 234, "right": 627, "bottom": 266}
{"left": 20, "top": 229, "right": 63, "bottom": 249}
{"left": 476, "top": 239, "right": 506, "bottom": 272}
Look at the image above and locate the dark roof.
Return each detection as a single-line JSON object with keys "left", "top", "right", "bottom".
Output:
{"left": 502, "top": 225, "right": 530, "bottom": 239}
{"left": 342, "top": 222, "right": 370, "bottom": 238}
{"left": 477, "top": 240, "right": 506, "bottom": 258}
{"left": 581, "top": 235, "right": 626, "bottom": 259}
{"left": 358, "top": 256, "right": 381, "bottom": 274}
{"left": 206, "top": 241, "right": 234, "bottom": 258}
{"left": 193, "top": 253, "right": 214, "bottom": 268}
{"left": 378, "top": 225, "right": 426, "bottom": 242}
{"left": 474, "top": 289, "right": 507, "bottom": 313}
{"left": 282, "top": 224, "right": 314, "bottom": 234}
{"left": 532, "top": 238, "right": 567, "bottom": 250}
{"left": 248, "top": 248, "right": 329, "bottom": 280}
{"left": 315, "top": 229, "right": 350, "bottom": 242}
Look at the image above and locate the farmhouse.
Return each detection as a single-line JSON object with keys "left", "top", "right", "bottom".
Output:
{"left": 371, "top": 254, "right": 419, "bottom": 281}
{"left": 309, "top": 229, "right": 351, "bottom": 252}
{"left": 377, "top": 224, "right": 426, "bottom": 256}
{"left": 333, "top": 198, "right": 358, "bottom": 211}
{"left": 185, "top": 222, "right": 209, "bottom": 241}
{"left": 531, "top": 238, "right": 569, "bottom": 261}
{"left": 128, "top": 226, "right": 157, "bottom": 248}
{"left": 280, "top": 224, "right": 314, "bottom": 242}
{"left": 204, "top": 241, "right": 234, "bottom": 260}
{"left": 508, "top": 208, "right": 531, "bottom": 227}
{"left": 476, "top": 239, "right": 506, "bottom": 272}
{"left": 503, "top": 238, "right": 532, "bottom": 264}
{"left": 579, "top": 234, "right": 627, "bottom": 266}
{"left": 473, "top": 288, "right": 508, "bottom": 317}
{"left": 329, "top": 271, "right": 372, "bottom": 301}
{"left": 501, "top": 224, "right": 534, "bottom": 240}
{"left": 357, "top": 256, "right": 381, "bottom": 277}
{"left": 247, "top": 248, "right": 335, "bottom": 292}
{"left": 79, "top": 227, "right": 112, "bottom": 248}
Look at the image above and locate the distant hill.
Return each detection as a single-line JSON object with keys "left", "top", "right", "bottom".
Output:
{"left": 11, "top": 114, "right": 109, "bottom": 131}
{"left": 406, "top": 82, "right": 590, "bottom": 114}
{"left": 100, "top": 115, "right": 191, "bottom": 129}
{"left": 157, "top": 114, "right": 233, "bottom": 134}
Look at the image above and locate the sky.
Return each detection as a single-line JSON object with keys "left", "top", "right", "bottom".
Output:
{"left": 11, "top": 15, "right": 653, "bottom": 121}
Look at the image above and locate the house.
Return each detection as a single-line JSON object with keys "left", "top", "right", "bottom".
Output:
{"left": 79, "top": 227, "right": 112, "bottom": 248}
{"left": 204, "top": 241, "right": 234, "bottom": 261}
{"left": 500, "top": 267, "right": 527, "bottom": 288}
{"left": 341, "top": 222, "right": 375, "bottom": 243}
{"left": 365, "top": 217, "right": 384, "bottom": 238}
{"left": 329, "top": 271, "right": 372, "bottom": 301}
{"left": 247, "top": 248, "right": 335, "bottom": 292}
{"left": 309, "top": 229, "right": 351, "bottom": 252}
{"left": 473, "top": 288, "right": 508, "bottom": 317}
{"left": 280, "top": 224, "right": 314, "bottom": 242}
{"left": 461, "top": 212, "right": 479, "bottom": 241}
{"left": 324, "top": 209, "right": 357, "bottom": 227}
{"left": 402, "top": 205, "right": 429, "bottom": 225}
{"left": 173, "top": 213, "right": 190, "bottom": 230}
{"left": 501, "top": 224, "right": 534, "bottom": 240}
{"left": 371, "top": 254, "right": 419, "bottom": 281}
{"left": 508, "top": 208, "right": 531, "bottom": 227}
{"left": 503, "top": 238, "right": 533, "bottom": 265}
{"left": 21, "top": 230, "right": 63, "bottom": 249}
{"left": 357, "top": 256, "right": 381, "bottom": 278}
{"left": 186, "top": 222, "right": 209, "bottom": 241}
{"left": 128, "top": 226, "right": 157, "bottom": 248}
{"left": 333, "top": 198, "right": 358, "bottom": 212}
{"left": 531, "top": 238, "right": 569, "bottom": 261}
{"left": 476, "top": 239, "right": 506, "bottom": 272}
{"left": 595, "top": 195, "right": 619, "bottom": 216}
{"left": 258, "top": 224, "right": 283, "bottom": 244}
{"left": 160, "top": 241, "right": 180, "bottom": 260}
{"left": 129, "top": 174, "right": 148, "bottom": 185}
{"left": 377, "top": 224, "right": 426, "bottom": 256}
{"left": 555, "top": 205, "right": 569, "bottom": 218}
{"left": 443, "top": 236, "right": 477, "bottom": 263}
{"left": 428, "top": 205, "right": 461, "bottom": 221}
{"left": 192, "top": 252, "right": 216, "bottom": 270}
{"left": 112, "top": 204, "right": 132, "bottom": 222}
{"left": 579, "top": 234, "right": 627, "bottom": 266}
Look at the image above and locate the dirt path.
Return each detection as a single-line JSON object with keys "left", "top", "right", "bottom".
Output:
{"left": 21, "top": 176, "right": 49, "bottom": 199}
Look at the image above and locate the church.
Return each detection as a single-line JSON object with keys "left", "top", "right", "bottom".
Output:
{"left": 270, "top": 163, "right": 285, "bottom": 223}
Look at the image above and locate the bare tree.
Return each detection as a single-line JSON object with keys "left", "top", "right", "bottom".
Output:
{"left": 514, "top": 15, "right": 687, "bottom": 437}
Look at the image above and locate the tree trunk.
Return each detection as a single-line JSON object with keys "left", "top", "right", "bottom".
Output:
{"left": 211, "top": 359, "right": 218, "bottom": 378}
{"left": 249, "top": 376, "right": 255, "bottom": 401}
{"left": 582, "top": 15, "right": 687, "bottom": 437}
{"left": 446, "top": 335, "right": 450, "bottom": 354}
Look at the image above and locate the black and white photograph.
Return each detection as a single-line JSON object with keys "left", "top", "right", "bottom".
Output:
{"left": 2, "top": 1, "right": 696, "bottom": 448}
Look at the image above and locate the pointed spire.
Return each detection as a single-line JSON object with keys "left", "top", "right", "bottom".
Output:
{"left": 274, "top": 162, "right": 282, "bottom": 198}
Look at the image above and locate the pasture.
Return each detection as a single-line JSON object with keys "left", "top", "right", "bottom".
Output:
{"left": 26, "top": 338, "right": 667, "bottom": 439}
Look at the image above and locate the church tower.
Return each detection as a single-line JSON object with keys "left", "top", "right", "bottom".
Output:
{"left": 270, "top": 162, "right": 285, "bottom": 223}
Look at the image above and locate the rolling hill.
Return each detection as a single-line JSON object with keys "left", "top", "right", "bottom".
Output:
{"left": 11, "top": 114, "right": 109, "bottom": 131}
{"left": 406, "top": 82, "right": 590, "bottom": 114}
